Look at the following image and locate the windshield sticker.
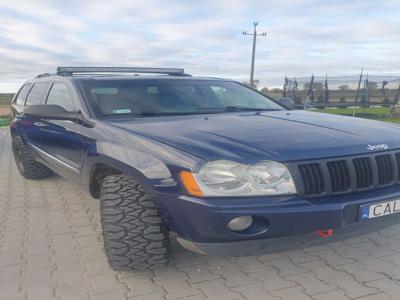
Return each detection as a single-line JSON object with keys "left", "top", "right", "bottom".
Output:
{"left": 113, "top": 109, "right": 132, "bottom": 114}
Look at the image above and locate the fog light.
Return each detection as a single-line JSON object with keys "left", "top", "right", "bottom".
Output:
{"left": 227, "top": 216, "right": 253, "bottom": 231}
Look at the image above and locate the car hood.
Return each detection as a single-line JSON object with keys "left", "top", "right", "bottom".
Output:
{"left": 105, "top": 110, "right": 400, "bottom": 162}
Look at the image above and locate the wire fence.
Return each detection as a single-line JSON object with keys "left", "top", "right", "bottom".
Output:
{"left": 283, "top": 74, "right": 400, "bottom": 109}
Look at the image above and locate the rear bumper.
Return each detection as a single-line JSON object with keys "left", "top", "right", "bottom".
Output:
{"left": 177, "top": 214, "right": 400, "bottom": 256}
{"left": 155, "top": 184, "right": 400, "bottom": 251}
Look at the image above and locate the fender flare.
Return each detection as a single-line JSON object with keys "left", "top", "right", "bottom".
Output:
{"left": 83, "top": 154, "right": 152, "bottom": 189}
{"left": 81, "top": 153, "right": 179, "bottom": 198}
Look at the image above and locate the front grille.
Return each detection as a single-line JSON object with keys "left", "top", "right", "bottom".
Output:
{"left": 353, "top": 157, "right": 373, "bottom": 188}
{"left": 376, "top": 155, "right": 394, "bottom": 185}
{"left": 293, "top": 151, "right": 400, "bottom": 196}
{"left": 327, "top": 160, "right": 350, "bottom": 192}
{"left": 396, "top": 153, "right": 400, "bottom": 178}
{"left": 298, "top": 164, "right": 324, "bottom": 195}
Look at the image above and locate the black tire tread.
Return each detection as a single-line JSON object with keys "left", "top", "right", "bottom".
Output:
{"left": 12, "top": 136, "right": 53, "bottom": 180}
{"left": 100, "top": 174, "right": 170, "bottom": 271}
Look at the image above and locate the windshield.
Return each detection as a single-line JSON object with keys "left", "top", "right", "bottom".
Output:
{"left": 81, "top": 79, "right": 284, "bottom": 117}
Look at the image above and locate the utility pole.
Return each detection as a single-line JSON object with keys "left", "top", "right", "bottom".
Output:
{"left": 355, "top": 67, "right": 363, "bottom": 104}
{"left": 242, "top": 22, "right": 267, "bottom": 88}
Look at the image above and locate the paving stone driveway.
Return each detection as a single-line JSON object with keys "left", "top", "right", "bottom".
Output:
{"left": 2, "top": 127, "right": 400, "bottom": 300}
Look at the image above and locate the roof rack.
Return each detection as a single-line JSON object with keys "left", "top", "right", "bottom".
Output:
{"left": 56, "top": 67, "right": 188, "bottom": 76}
{"left": 35, "top": 73, "right": 52, "bottom": 78}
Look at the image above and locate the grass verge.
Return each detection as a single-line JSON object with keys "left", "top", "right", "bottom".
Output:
{"left": 313, "top": 107, "right": 400, "bottom": 124}
{"left": 314, "top": 107, "right": 390, "bottom": 116}
{"left": 368, "top": 118, "right": 400, "bottom": 124}
{"left": 0, "top": 117, "right": 11, "bottom": 127}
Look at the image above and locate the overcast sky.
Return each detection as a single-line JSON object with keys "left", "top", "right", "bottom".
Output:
{"left": 1, "top": 0, "right": 400, "bottom": 92}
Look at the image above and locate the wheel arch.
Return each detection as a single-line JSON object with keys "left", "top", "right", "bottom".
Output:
{"left": 88, "top": 163, "right": 121, "bottom": 198}
{"left": 83, "top": 153, "right": 174, "bottom": 199}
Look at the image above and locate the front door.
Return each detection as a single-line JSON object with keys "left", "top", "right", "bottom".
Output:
{"left": 23, "top": 82, "right": 92, "bottom": 181}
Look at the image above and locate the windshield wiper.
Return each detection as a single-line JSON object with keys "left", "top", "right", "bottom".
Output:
{"left": 102, "top": 112, "right": 141, "bottom": 117}
{"left": 197, "top": 106, "right": 282, "bottom": 112}
{"left": 140, "top": 110, "right": 228, "bottom": 116}
{"left": 225, "top": 106, "right": 281, "bottom": 112}
{"left": 101, "top": 107, "right": 281, "bottom": 118}
{"left": 102, "top": 110, "right": 221, "bottom": 117}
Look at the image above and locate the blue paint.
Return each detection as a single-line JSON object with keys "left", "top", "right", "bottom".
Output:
{"left": 9, "top": 74, "right": 400, "bottom": 250}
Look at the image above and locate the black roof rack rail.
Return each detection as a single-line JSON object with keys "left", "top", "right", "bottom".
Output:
{"left": 56, "top": 67, "right": 189, "bottom": 76}
{"left": 35, "top": 73, "right": 52, "bottom": 78}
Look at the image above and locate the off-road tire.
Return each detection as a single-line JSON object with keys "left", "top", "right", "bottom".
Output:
{"left": 12, "top": 136, "right": 53, "bottom": 179}
{"left": 100, "top": 174, "right": 170, "bottom": 271}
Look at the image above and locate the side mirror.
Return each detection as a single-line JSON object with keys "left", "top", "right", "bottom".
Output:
{"left": 278, "top": 97, "right": 295, "bottom": 109}
{"left": 24, "top": 104, "right": 94, "bottom": 127}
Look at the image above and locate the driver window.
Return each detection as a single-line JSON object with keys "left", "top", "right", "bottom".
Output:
{"left": 46, "top": 83, "right": 75, "bottom": 112}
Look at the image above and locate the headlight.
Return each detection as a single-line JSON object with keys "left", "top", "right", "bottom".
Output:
{"left": 197, "top": 160, "right": 248, "bottom": 192}
{"left": 181, "top": 160, "right": 297, "bottom": 197}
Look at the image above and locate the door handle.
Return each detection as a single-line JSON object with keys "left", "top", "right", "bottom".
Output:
{"left": 34, "top": 121, "right": 49, "bottom": 128}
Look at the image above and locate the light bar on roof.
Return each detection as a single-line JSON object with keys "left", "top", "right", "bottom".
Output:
{"left": 56, "top": 66, "right": 185, "bottom": 75}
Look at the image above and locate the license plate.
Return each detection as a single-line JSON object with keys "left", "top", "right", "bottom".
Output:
{"left": 361, "top": 200, "right": 400, "bottom": 220}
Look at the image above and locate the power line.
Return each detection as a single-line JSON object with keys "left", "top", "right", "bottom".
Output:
{"left": 242, "top": 22, "right": 267, "bottom": 88}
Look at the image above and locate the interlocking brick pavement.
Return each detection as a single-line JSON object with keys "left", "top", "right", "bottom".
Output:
{"left": 1, "top": 127, "right": 400, "bottom": 300}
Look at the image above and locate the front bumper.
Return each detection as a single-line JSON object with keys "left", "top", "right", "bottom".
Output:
{"left": 177, "top": 214, "right": 400, "bottom": 256}
{"left": 155, "top": 184, "right": 400, "bottom": 255}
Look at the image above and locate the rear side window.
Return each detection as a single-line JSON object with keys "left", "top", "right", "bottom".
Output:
{"left": 46, "top": 83, "right": 75, "bottom": 112}
{"left": 26, "top": 83, "right": 49, "bottom": 105}
{"left": 15, "top": 84, "right": 31, "bottom": 106}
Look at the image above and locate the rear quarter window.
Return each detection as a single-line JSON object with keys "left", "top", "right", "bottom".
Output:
{"left": 26, "top": 82, "right": 50, "bottom": 105}
{"left": 15, "top": 84, "right": 32, "bottom": 106}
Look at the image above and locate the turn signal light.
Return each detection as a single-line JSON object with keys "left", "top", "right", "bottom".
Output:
{"left": 180, "top": 171, "right": 203, "bottom": 197}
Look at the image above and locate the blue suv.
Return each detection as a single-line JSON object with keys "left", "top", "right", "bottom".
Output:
{"left": 10, "top": 67, "right": 400, "bottom": 270}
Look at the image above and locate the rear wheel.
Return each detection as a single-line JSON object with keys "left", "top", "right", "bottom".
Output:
{"left": 100, "top": 174, "right": 170, "bottom": 271}
{"left": 12, "top": 136, "right": 53, "bottom": 180}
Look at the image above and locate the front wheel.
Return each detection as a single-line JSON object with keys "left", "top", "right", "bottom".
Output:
{"left": 100, "top": 174, "right": 171, "bottom": 271}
